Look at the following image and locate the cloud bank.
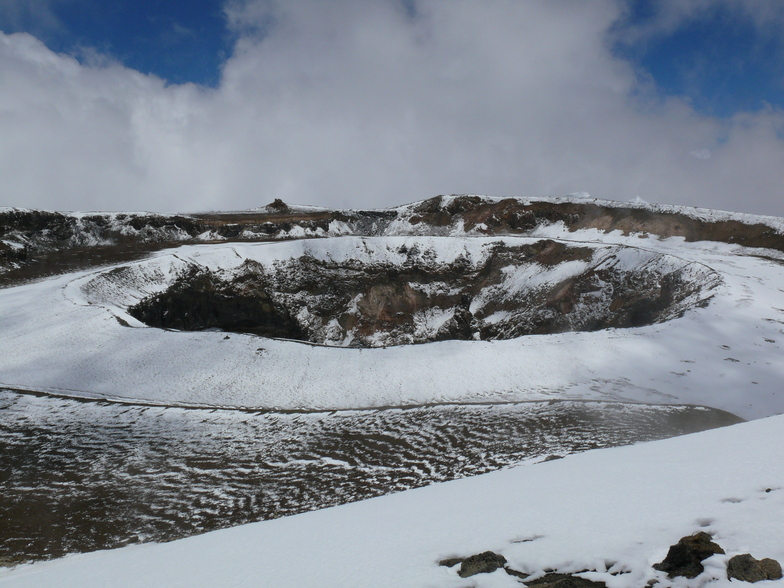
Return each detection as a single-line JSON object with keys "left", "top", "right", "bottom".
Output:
{"left": 1, "top": 0, "right": 783, "bottom": 215}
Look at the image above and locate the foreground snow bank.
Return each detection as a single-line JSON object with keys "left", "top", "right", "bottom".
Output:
{"left": 2, "top": 413, "right": 781, "bottom": 588}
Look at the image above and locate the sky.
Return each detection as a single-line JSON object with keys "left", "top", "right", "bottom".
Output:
{"left": 1, "top": 0, "right": 784, "bottom": 215}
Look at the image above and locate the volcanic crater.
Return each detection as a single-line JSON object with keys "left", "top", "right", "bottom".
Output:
{"left": 80, "top": 236, "right": 720, "bottom": 348}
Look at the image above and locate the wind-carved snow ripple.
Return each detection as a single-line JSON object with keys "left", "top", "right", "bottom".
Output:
{"left": 0, "top": 390, "right": 741, "bottom": 563}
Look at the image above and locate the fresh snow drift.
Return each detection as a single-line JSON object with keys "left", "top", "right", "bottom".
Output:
{"left": 1, "top": 410, "right": 782, "bottom": 588}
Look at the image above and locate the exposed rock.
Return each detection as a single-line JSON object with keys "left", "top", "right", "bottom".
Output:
{"left": 120, "top": 239, "right": 719, "bottom": 347}
{"left": 266, "top": 198, "right": 289, "bottom": 213}
{"left": 504, "top": 566, "right": 529, "bottom": 579}
{"left": 653, "top": 531, "right": 725, "bottom": 578}
{"left": 457, "top": 551, "right": 507, "bottom": 578}
{"left": 4, "top": 196, "right": 784, "bottom": 286}
{"left": 726, "top": 554, "right": 783, "bottom": 582}
{"left": 127, "top": 267, "right": 305, "bottom": 340}
{"left": 541, "top": 454, "right": 564, "bottom": 462}
{"left": 523, "top": 572, "right": 606, "bottom": 587}
{"left": 438, "top": 557, "right": 463, "bottom": 568}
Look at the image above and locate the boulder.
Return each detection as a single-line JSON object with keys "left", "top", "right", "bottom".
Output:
{"left": 726, "top": 554, "right": 783, "bottom": 582}
{"left": 266, "top": 198, "right": 289, "bottom": 212}
{"left": 457, "top": 551, "right": 507, "bottom": 578}
{"left": 653, "top": 531, "right": 725, "bottom": 578}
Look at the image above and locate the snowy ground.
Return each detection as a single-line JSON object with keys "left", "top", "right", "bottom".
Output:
{"left": 2, "top": 390, "right": 732, "bottom": 562}
{"left": 1, "top": 410, "right": 781, "bottom": 588}
{"left": 2, "top": 200, "right": 784, "bottom": 586}
{"left": 0, "top": 231, "right": 783, "bottom": 419}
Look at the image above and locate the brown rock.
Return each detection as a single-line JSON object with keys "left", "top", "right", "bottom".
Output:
{"left": 653, "top": 531, "right": 725, "bottom": 578}
{"left": 727, "top": 554, "right": 783, "bottom": 582}
{"left": 457, "top": 551, "right": 507, "bottom": 578}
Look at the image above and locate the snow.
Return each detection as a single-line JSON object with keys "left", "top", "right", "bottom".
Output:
{"left": 412, "top": 307, "right": 455, "bottom": 339}
{"left": 327, "top": 219, "right": 353, "bottom": 236}
{"left": 195, "top": 230, "right": 227, "bottom": 241}
{"left": 240, "top": 203, "right": 332, "bottom": 214}
{"left": 2, "top": 198, "right": 784, "bottom": 586}
{"left": 6, "top": 195, "right": 784, "bottom": 239}
{"left": 1, "top": 410, "right": 782, "bottom": 588}
{"left": 0, "top": 207, "right": 34, "bottom": 213}
{"left": 0, "top": 240, "right": 24, "bottom": 251}
{"left": 0, "top": 233, "right": 782, "bottom": 419}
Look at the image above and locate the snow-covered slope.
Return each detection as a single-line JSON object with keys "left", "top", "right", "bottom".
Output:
{"left": 2, "top": 196, "right": 784, "bottom": 586}
{"left": 1, "top": 409, "right": 781, "bottom": 588}
{"left": 0, "top": 230, "right": 782, "bottom": 418}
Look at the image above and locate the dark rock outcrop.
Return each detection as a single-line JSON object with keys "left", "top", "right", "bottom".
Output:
{"left": 444, "top": 532, "right": 780, "bottom": 587}
{"left": 457, "top": 551, "right": 507, "bottom": 578}
{"left": 653, "top": 532, "right": 725, "bottom": 578}
{"left": 442, "top": 553, "right": 606, "bottom": 585}
{"left": 120, "top": 239, "right": 717, "bottom": 346}
{"left": 4, "top": 196, "right": 784, "bottom": 287}
{"left": 726, "top": 554, "right": 783, "bottom": 582}
{"left": 127, "top": 267, "right": 305, "bottom": 340}
{"left": 266, "top": 199, "right": 289, "bottom": 213}
{"left": 524, "top": 572, "right": 606, "bottom": 587}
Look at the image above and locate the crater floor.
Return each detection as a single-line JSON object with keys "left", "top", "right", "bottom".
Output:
{"left": 116, "top": 237, "right": 719, "bottom": 347}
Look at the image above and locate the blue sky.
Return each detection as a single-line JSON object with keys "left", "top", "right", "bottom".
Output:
{"left": 612, "top": 0, "right": 784, "bottom": 117}
{"left": 3, "top": 0, "right": 782, "bottom": 116}
{"left": 1, "top": 1, "right": 783, "bottom": 215}
{"left": 0, "top": 0, "right": 232, "bottom": 86}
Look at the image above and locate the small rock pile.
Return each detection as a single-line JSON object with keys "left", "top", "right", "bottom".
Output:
{"left": 653, "top": 532, "right": 781, "bottom": 583}
{"left": 440, "top": 552, "right": 606, "bottom": 586}
{"left": 440, "top": 531, "right": 782, "bottom": 585}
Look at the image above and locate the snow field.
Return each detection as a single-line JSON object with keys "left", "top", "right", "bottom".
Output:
{"left": 0, "top": 234, "right": 783, "bottom": 418}
{"left": 1, "top": 411, "right": 782, "bottom": 587}
{"left": 2, "top": 199, "right": 784, "bottom": 586}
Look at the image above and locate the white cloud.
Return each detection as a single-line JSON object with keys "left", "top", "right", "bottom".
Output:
{"left": 690, "top": 149, "right": 711, "bottom": 160}
{"left": 613, "top": 0, "right": 784, "bottom": 41}
{"left": 1, "top": 0, "right": 784, "bottom": 215}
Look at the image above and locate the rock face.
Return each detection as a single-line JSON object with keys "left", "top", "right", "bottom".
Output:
{"left": 127, "top": 265, "right": 305, "bottom": 339}
{"left": 726, "top": 554, "right": 783, "bottom": 582}
{"left": 4, "top": 194, "right": 784, "bottom": 284}
{"left": 122, "top": 238, "right": 719, "bottom": 347}
{"left": 653, "top": 532, "right": 725, "bottom": 578}
{"left": 457, "top": 551, "right": 507, "bottom": 578}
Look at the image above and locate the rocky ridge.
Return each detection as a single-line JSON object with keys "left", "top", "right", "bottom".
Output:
{"left": 3, "top": 195, "right": 784, "bottom": 285}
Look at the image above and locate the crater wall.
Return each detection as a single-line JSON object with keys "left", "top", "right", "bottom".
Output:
{"left": 79, "top": 237, "right": 721, "bottom": 347}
